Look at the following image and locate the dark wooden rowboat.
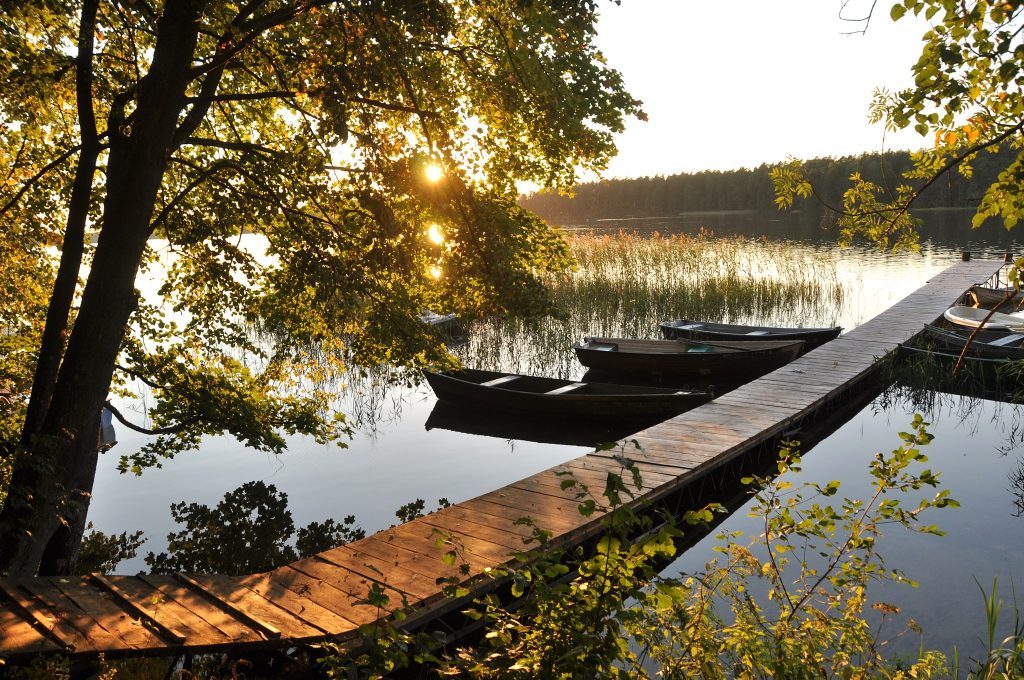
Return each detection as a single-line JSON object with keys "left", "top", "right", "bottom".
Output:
{"left": 573, "top": 336, "right": 804, "bottom": 378}
{"left": 423, "top": 368, "right": 710, "bottom": 420}
{"left": 659, "top": 319, "right": 841, "bottom": 351}
{"left": 966, "top": 285, "right": 1024, "bottom": 311}
{"left": 922, "top": 323, "right": 1024, "bottom": 360}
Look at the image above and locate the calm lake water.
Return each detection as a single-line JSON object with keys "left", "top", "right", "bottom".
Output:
{"left": 89, "top": 210, "right": 1024, "bottom": 659}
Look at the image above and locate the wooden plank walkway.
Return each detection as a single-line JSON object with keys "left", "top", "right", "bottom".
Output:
{"left": 0, "top": 258, "right": 1001, "bottom": 662}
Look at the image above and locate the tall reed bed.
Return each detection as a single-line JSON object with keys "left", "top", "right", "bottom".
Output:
{"left": 457, "top": 230, "right": 845, "bottom": 378}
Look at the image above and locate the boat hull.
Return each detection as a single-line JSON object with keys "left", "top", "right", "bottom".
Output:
{"left": 943, "top": 305, "right": 1024, "bottom": 331}
{"left": 423, "top": 368, "right": 710, "bottom": 420}
{"left": 659, "top": 319, "right": 840, "bottom": 351}
{"left": 967, "top": 285, "right": 1024, "bottom": 311}
{"left": 573, "top": 336, "right": 804, "bottom": 378}
{"left": 922, "top": 323, "right": 1024, "bottom": 360}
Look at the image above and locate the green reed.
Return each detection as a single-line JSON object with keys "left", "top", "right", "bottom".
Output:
{"left": 456, "top": 230, "right": 845, "bottom": 378}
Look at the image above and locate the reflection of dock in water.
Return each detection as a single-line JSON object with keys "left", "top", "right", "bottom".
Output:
{"left": 0, "top": 258, "right": 1004, "bottom": 665}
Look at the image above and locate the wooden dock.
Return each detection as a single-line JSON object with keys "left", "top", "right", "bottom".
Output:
{"left": 0, "top": 258, "right": 1002, "bottom": 663}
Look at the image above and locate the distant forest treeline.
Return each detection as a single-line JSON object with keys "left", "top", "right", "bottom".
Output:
{"left": 520, "top": 147, "right": 1018, "bottom": 225}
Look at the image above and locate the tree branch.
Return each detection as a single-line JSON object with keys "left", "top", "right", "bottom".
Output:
{"left": 0, "top": 144, "right": 84, "bottom": 217}
{"left": 113, "top": 364, "right": 165, "bottom": 390}
{"left": 172, "top": 43, "right": 227, "bottom": 147}
{"left": 838, "top": 0, "right": 880, "bottom": 35}
{"left": 349, "top": 95, "right": 439, "bottom": 118}
{"left": 186, "top": 90, "right": 295, "bottom": 103}
{"left": 104, "top": 401, "right": 195, "bottom": 436}
{"left": 150, "top": 159, "right": 241, "bottom": 234}
{"left": 181, "top": 136, "right": 282, "bottom": 155}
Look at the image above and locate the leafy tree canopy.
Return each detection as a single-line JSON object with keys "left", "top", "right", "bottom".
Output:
{"left": 774, "top": 0, "right": 1024, "bottom": 251}
{"left": 0, "top": 0, "right": 641, "bottom": 575}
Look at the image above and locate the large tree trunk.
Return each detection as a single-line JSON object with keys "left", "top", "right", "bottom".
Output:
{"left": 0, "top": 0, "right": 205, "bottom": 577}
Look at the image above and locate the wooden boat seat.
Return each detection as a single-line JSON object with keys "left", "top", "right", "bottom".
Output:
{"left": 985, "top": 332, "right": 1024, "bottom": 347}
{"left": 545, "top": 383, "right": 586, "bottom": 395}
{"left": 678, "top": 323, "right": 704, "bottom": 330}
{"left": 746, "top": 330, "right": 769, "bottom": 335}
{"left": 481, "top": 375, "right": 521, "bottom": 387}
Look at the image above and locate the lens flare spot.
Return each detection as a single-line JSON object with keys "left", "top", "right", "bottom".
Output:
{"left": 424, "top": 163, "right": 444, "bottom": 183}
{"left": 427, "top": 223, "right": 444, "bottom": 245}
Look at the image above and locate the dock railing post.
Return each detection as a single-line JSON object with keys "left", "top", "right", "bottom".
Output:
{"left": 962, "top": 251, "right": 972, "bottom": 261}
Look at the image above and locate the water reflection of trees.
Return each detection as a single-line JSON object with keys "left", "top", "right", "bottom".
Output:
{"left": 143, "top": 481, "right": 365, "bottom": 575}
{"left": 80, "top": 482, "right": 460, "bottom": 575}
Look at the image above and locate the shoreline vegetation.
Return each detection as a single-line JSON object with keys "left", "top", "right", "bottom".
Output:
{"left": 519, "top": 147, "right": 1019, "bottom": 228}
{"left": 455, "top": 231, "right": 844, "bottom": 382}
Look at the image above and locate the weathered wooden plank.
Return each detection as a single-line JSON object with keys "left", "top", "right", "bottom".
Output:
{"left": 309, "top": 546, "right": 440, "bottom": 601}
{"left": 49, "top": 577, "right": 163, "bottom": 650}
{"left": 477, "top": 486, "right": 605, "bottom": 527}
{"left": 713, "top": 393, "right": 815, "bottom": 413}
{"left": 137, "top": 574, "right": 261, "bottom": 642}
{"left": 696, "top": 403, "right": 798, "bottom": 427}
{"left": 89, "top": 574, "right": 187, "bottom": 645}
{"left": 630, "top": 436, "right": 743, "bottom": 465}
{"left": 529, "top": 462, "right": 673, "bottom": 493}
{"left": 373, "top": 521, "right": 509, "bottom": 570}
{"left": 100, "top": 575, "right": 233, "bottom": 648}
{"left": 319, "top": 541, "right": 462, "bottom": 596}
{"left": 0, "top": 605, "right": 62, "bottom": 656}
{"left": 510, "top": 473, "right": 634, "bottom": 505}
{"left": 646, "top": 421, "right": 752, "bottom": 443}
{"left": 416, "top": 511, "right": 533, "bottom": 552}
{"left": 629, "top": 430, "right": 729, "bottom": 454}
{"left": 654, "top": 421, "right": 764, "bottom": 444}
{"left": 178, "top": 573, "right": 324, "bottom": 641}
{"left": 15, "top": 580, "right": 127, "bottom": 653}
{"left": 264, "top": 564, "right": 381, "bottom": 627}
{"left": 627, "top": 435, "right": 733, "bottom": 462}
{"left": 587, "top": 445, "right": 707, "bottom": 471}
{"left": 239, "top": 570, "right": 362, "bottom": 632}
{"left": 425, "top": 501, "right": 569, "bottom": 548}
{"left": 566, "top": 455, "right": 686, "bottom": 481}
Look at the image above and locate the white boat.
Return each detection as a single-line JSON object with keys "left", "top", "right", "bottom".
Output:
{"left": 418, "top": 309, "right": 458, "bottom": 328}
{"left": 942, "top": 305, "right": 1024, "bottom": 330}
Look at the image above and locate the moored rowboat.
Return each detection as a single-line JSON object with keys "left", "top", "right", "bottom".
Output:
{"left": 573, "top": 336, "right": 804, "bottom": 378}
{"left": 967, "top": 285, "right": 1024, "bottom": 310}
{"left": 922, "top": 323, "right": 1024, "bottom": 360}
{"left": 659, "top": 319, "right": 840, "bottom": 351}
{"left": 942, "top": 305, "right": 1024, "bottom": 331}
{"left": 423, "top": 368, "right": 710, "bottom": 420}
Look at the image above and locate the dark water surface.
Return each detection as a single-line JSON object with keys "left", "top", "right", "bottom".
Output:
{"left": 89, "top": 211, "right": 1024, "bottom": 658}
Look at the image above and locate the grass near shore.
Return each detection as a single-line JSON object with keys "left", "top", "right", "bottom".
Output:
{"left": 457, "top": 230, "right": 845, "bottom": 376}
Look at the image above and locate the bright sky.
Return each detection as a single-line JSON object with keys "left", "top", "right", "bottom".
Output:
{"left": 594, "top": 0, "right": 933, "bottom": 178}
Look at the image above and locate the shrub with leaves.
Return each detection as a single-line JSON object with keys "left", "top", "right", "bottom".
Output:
{"left": 319, "top": 418, "right": 990, "bottom": 678}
